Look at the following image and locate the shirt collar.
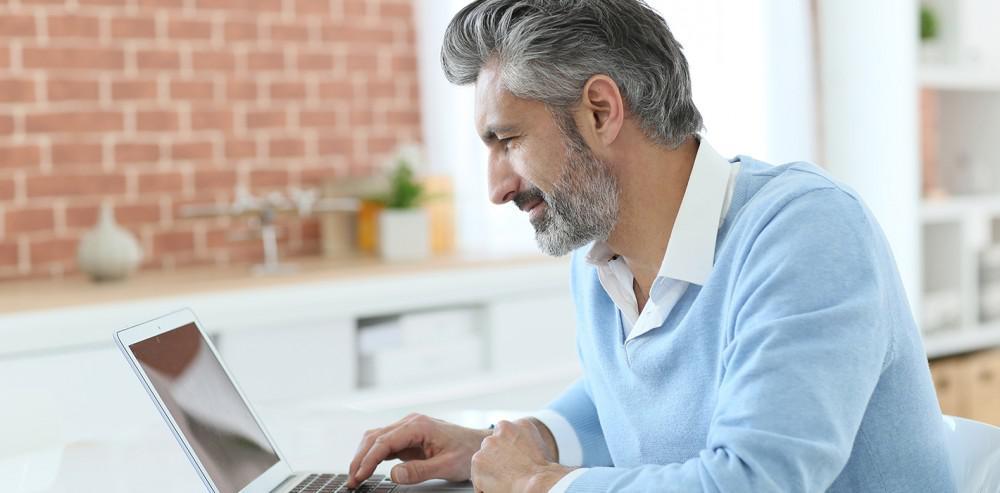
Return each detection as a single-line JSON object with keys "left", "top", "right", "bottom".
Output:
{"left": 585, "top": 139, "right": 734, "bottom": 286}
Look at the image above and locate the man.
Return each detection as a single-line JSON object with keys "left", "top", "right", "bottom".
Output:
{"left": 347, "top": 1, "right": 955, "bottom": 491}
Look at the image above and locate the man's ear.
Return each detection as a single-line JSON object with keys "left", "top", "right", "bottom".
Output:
{"left": 579, "top": 75, "right": 625, "bottom": 147}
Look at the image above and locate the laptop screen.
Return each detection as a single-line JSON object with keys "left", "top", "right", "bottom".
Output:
{"left": 130, "top": 322, "right": 280, "bottom": 493}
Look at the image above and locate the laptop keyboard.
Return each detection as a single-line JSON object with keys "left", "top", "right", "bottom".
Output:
{"left": 289, "top": 473, "right": 396, "bottom": 493}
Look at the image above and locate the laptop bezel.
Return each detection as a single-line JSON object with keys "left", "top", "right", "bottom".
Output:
{"left": 114, "top": 307, "right": 295, "bottom": 493}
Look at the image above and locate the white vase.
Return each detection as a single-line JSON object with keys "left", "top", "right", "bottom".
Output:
{"left": 77, "top": 203, "right": 144, "bottom": 282}
{"left": 378, "top": 208, "right": 430, "bottom": 262}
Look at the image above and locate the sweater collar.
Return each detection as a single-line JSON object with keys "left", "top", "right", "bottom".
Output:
{"left": 585, "top": 139, "right": 735, "bottom": 286}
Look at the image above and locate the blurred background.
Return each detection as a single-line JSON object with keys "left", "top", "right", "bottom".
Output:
{"left": 0, "top": 0, "right": 998, "bottom": 490}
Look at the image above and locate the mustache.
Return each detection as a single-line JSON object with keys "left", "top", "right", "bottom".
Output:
{"left": 513, "top": 187, "right": 545, "bottom": 210}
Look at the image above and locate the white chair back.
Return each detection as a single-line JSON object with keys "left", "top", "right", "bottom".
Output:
{"left": 942, "top": 415, "right": 1000, "bottom": 492}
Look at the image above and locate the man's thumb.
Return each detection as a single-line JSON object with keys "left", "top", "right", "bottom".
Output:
{"left": 390, "top": 455, "right": 449, "bottom": 485}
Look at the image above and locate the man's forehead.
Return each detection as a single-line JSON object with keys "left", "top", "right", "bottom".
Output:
{"left": 474, "top": 67, "right": 539, "bottom": 137}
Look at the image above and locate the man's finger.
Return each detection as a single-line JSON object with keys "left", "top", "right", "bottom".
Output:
{"left": 389, "top": 453, "right": 451, "bottom": 484}
{"left": 348, "top": 428, "right": 385, "bottom": 486}
{"left": 354, "top": 426, "right": 422, "bottom": 485}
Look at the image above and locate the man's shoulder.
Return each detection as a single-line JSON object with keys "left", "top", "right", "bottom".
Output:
{"left": 734, "top": 157, "right": 868, "bottom": 224}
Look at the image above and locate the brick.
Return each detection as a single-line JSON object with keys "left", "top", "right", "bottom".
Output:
{"left": 293, "top": 0, "right": 331, "bottom": 16}
{"left": 79, "top": 0, "right": 128, "bottom": 5}
{"left": 68, "top": 202, "right": 160, "bottom": 228}
{"left": 247, "top": 0, "right": 283, "bottom": 13}
{"left": 269, "top": 81, "right": 307, "bottom": 100}
{"left": 136, "top": 110, "right": 178, "bottom": 131}
{"left": 115, "top": 143, "right": 161, "bottom": 163}
{"left": 386, "top": 109, "right": 420, "bottom": 126}
{"left": 0, "top": 15, "right": 37, "bottom": 37}
{"left": 192, "top": 51, "right": 236, "bottom": 71}
{"left": 368, "top": 135, "right": 397, "bottom": 154}
{"left": 172, "top": 141, "right": 213, "bottom": 160}
{"left": 226, "top": 80, "right": 257, "bottom": 100}
{"left": 0, "top": 178, "right": 13, "bottom": 200}
{"left": 196, "top": 0, "right": 249, "bottom": 9}
{"left": 47, "top": 78, "right": 100, "bottom": 102}
{"left": 138, "top": 171, "right": 183, "bottom": 193}
{"left": 247, "top": 50, "right": 285, "bottom": 71}
{"left": 346, "top": 53, "right": 378, "bottom": 73}
{"left": 246, "top": 109, "right": 286, "bottom": 129}
{"left": 170, "top": 80, "right": 215, "bottom": 101}
{"left": 268, "top": 22, "right": 309, "bottom": 42}
{"left": 297, "top": 52, "right": 335, "bottom": 72}
{"left": 47, "top": 14, "right": 101, "bottom": 38}
{"left": 391, "top": 53, "right": 417, "bottom": 72}
{"left": 167, "top": 19, "right": 213, "bottom": 40}
{"left": 342, "top": 0, "right": 369, "bottom": 17}
{"left": 367, "top": 80, "right": 395, "bottom": 99}
{"left": 0, "top": 144, "right": 43, "bottom": 170}
{"left": 0, "top": 78, "right": 35, "bottom": 103}
{"left": 268, "top": 138, "right": 305, "bottom": 158}
{"left": 136, "top": 49, "right": 181, "bottom": 70}
{"left": 30, "top": 238, "right": 78, "bottom": 265}
{"left": 111, "top": 17, "right": 157, "bottom": 39}
{"left": 225, "top": 139, "right": 256, "bottom": 159}
{"left": 300, "top": 111, "right": 338, "bottom": 128}
{"left": 190, "top": 109, "right": 232, "bottom": 131}
{"left": 223, "top": 20, "right": 257, "bottom": 42}
{"left": 6, "top": 207, "right": 55, "bottom": 234}
{"left": 0, "top": 241, "right": 17, "bottom": 267}
{"left": 112, "top": 79, "right": 159, "bottom": 101}
{"left": 114, "top": 202, "right": 161, "bottom": 224}
{"left": 318, "top": 81, "right": 353, "bottom": 100}
{"left": 26, "top": 174, "right": 127, "bottom": 198}
{"left": 317, "top": 135, "right": 352, "bottom": 155}
{"left": 250, "top": 169, "right": 288, "bottom": 187}
{"left": 194, "top": 169, "right": 236, "bottom": 191}
{"left": 136, "top": 0, "right": 185, "bottom": 8}
{"left": 379, "top": 0, "right": 413, "bottom": 18}
{"left": 0, "top": 44, "right": 9, "bottom": 69}
{"left": 52, "top": 141, "right": 103, "bottom": 166}
{"left": 25, "top": 111, "right": 123, "bottom": 134}
{"left": 0, "top": 115, "right": 13, "bottom": 135}
{"left": 153, "top": 230, "right": 194, "bottom": 253}
{"left": 22, "top": 46, "right": 125, "bottom": 71}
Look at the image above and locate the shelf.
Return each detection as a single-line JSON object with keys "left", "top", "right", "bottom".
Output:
{"left": 920, "top": 64, "right": 1000, "bottom": 91}
{"left": 921, "top": 195, "right": 1000, "bottom": 223}
{"left": 925, "top": 324, "right": 1000, "bottom": 359}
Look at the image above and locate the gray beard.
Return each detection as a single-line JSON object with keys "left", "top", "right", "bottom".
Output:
{"left": 531, "top": 143, "right": 620, "bottom": 257}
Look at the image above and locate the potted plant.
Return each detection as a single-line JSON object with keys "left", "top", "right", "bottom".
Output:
{"left": 920, "top": 4, "right": 942, "bottom": 63}
{"left": 373, "top": 152, "right": 431, "bottom": 262}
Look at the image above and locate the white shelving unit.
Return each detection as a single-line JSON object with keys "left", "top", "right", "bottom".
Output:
{"left": 920, "top": 57, "right": 1000, "bottom": 358}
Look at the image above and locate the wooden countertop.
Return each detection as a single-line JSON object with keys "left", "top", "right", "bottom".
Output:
{"left": 0, "top": 252, "right": 557, "bottom": 316}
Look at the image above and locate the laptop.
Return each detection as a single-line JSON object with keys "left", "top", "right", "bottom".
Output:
{"left": 115, "top": 308, "right": 474, "bottom": 493}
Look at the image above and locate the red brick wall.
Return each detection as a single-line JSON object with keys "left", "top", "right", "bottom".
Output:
{"left": 0, "top": 0, "right": 421, "bottom": 280}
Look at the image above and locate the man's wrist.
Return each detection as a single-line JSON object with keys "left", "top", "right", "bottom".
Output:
{"left": 520, "top": 464, "right": 574, "bottom": 493}
{"left": 526, "top": 417, "right": 559, "bottom": 463}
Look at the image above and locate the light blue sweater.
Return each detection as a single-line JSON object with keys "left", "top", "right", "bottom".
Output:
{"left": 549, "top": 157, "right": 955, "bottom": 492}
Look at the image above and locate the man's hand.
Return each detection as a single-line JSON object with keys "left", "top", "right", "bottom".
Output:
{"left": 347, "top": 413, "right": 491, "bottom": 488}
{"left": 471, "top": 419, "right": 573, "bottom": 493}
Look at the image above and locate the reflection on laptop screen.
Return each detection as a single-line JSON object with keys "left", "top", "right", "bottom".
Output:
{"left": 130, "top": 322, "right": 280, "bottom": 493}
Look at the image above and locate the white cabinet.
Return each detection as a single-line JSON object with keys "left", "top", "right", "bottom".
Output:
{"left": 484, "top": 294, "right": 578, "bottom": 375}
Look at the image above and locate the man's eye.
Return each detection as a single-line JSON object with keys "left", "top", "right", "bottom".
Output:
{"left": 499, "top": 137, "right": 515, "bottom": 149}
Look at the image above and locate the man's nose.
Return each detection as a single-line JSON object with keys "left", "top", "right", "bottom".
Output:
{"left": 488, "top": 153, "right": 520, "bottom": 205}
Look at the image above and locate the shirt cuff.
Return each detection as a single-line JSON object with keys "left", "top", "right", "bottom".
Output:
{"left": 533, "top": 409, "right": 584, "bottom": 467}
{"left": 547, "top": 468, "right": 588, "bottom": 493}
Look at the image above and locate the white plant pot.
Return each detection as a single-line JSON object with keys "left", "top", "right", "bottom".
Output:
{"left": 379, "top": 208, "right": 430, "bottom": 262}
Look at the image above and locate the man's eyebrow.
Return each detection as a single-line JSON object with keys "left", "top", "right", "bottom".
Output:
{"left": 479, "top": 124, "right": 517, "bottom": 143}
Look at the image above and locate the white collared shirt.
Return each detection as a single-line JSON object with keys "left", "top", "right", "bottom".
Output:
{"left": 539, "top": 139, "right": 740, "bottom": 492}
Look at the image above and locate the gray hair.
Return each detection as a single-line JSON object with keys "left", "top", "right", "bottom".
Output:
{"left": 441, "top": 0, "right": 703, "bottom": 149}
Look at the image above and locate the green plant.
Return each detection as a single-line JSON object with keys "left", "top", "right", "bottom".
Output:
{"left": 378, "top": 159, "right": 425, "bottom": 209}
{"left": 920, "top": 5, "right": 938, "bottom": 41}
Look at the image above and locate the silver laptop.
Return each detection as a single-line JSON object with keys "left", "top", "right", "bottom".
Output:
{"left": 115, "top": 308, "right": 474, "bottom": 493}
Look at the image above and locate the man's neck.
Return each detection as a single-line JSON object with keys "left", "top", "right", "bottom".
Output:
{"left": 605, "top": 135, "right": 699, "bottom": 296}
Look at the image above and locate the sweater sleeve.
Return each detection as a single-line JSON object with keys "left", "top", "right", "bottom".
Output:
{"left": 544, "top": 377, "right": 614, "bottom": 467}
{"left": 565, "top": 187, "right": 893, "bottom": 492}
